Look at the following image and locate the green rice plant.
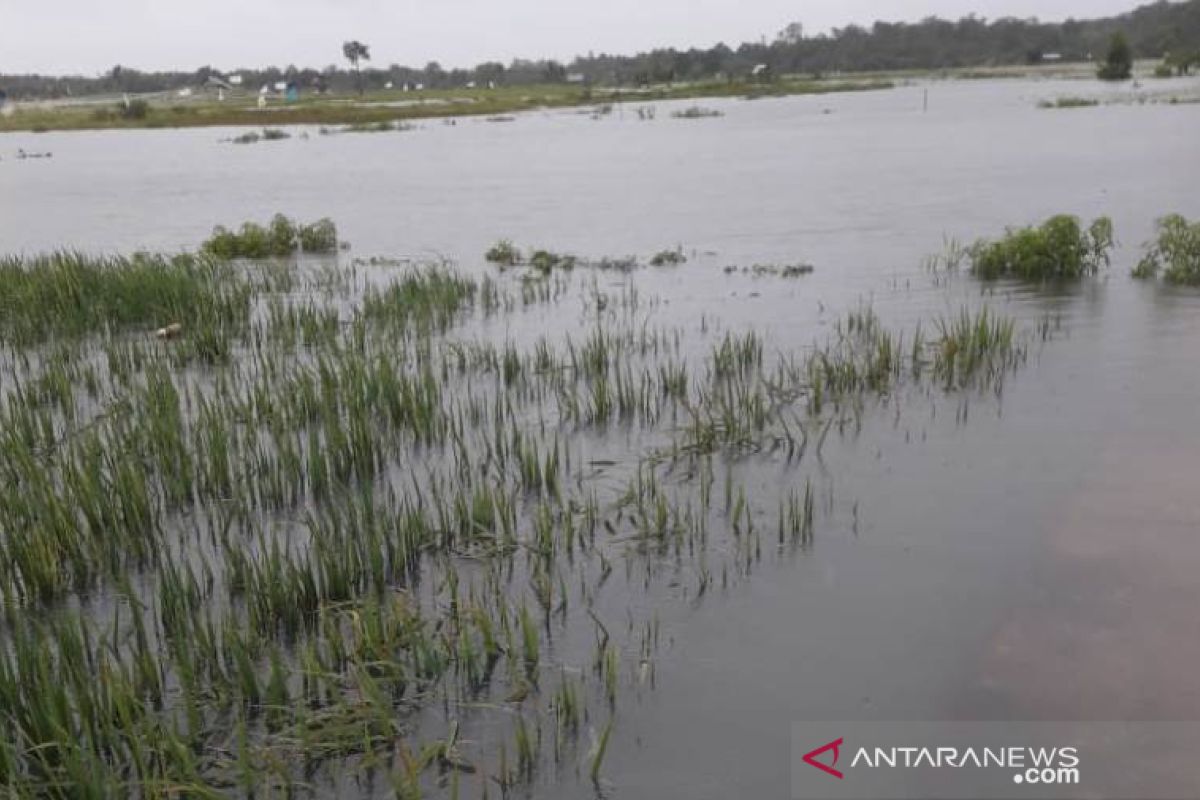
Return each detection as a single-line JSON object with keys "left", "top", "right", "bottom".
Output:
{"left": 589, "top": 717, "right": 614, "bottom": 785}
{"left": 968, "top": 215, "right": 1113, "bottom": 280}
{"left": 360, "top": 265, "right": 478, "bottom": 331}
{"left": 0, "top": 251, "right": 252, "bottom": 345}
{"left": 932, "top": 307, "right": 1025, "bottom": 388}
{"left": 1132, "top": 214, "right": 1200, "bottom": 284}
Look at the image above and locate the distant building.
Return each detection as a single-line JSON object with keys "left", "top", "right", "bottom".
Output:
{"left": 1042, "top": 53, "right": 1063, "bottom": 62}
{"left": 566, "top": 73, "right": 586, "bottom": 84}
{"left": 205, "top": 75, "right": 233, "bottom": 91}
{"left": 228, "top": 74, "right": 243, "bottom": 86}
{"left": 285, "top": 82, "right": 299, "bottom": 102}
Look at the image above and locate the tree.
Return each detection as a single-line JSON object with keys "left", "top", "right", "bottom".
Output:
{"left": 342, "top": 40, "right": 371, "bottom": 94}
{"left": 1097, "top": 32, "right": 1132, "bottom": 80}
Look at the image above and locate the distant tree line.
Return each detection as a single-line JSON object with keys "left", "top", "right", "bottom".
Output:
{"left": 2, "top": 0, "right": 1198, "bottom": 99}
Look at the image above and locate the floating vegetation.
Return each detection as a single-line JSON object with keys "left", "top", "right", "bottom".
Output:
{"left": 202, "top": 214, "right": 340, "bottom": 258}
{"left": 724, "top": 263, "right": 814, "bottom": 278}
{"left": 967, "top": 215, "right": 1113, "bottom": 280}
{"left": 342, "top": 119, "right": 416, "bottom": 133}
{"left": 1132, "top": 214, "right": 1200, "bottom": 284}
{"left": 1037, "top": 96, "right": 1100, "bottom": 109}
{"left": 228, "top": 127, "right": 292, "bottom": 144}
{"left": 649, "top": 248, "right": 687, "bottom": 266}
{"left": 671, "top": 106, "right": 724, "bottom": 119}
{"left": 485, "top": 239, "right": 522, "bottom": 266}
{"left": 485, "top": 241, "right": 644, "bottom": 273}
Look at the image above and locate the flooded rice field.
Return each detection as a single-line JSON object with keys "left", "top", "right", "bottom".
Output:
{"left": 1, "top": 76, "right": 1199, "bottom": 798}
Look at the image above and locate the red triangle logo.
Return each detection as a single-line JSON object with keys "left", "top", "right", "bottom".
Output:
{"left": 802, "top": 737, "right": 845, "bottom": 779}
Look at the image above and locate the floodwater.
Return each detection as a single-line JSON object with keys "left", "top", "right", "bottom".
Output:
{"left": 3, "top": 75, "right": 1200, "bottom": 798}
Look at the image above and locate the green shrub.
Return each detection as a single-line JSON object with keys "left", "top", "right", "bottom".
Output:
{"left": 119, "top": 99, "right": 150, "bottom": 120}
{"left": 1133, "top": 214, "right": 1200, "bottom": 284}
{"left": 202, "top": 215, "right": 339, "bottom": 259}
{"left": 528, "top": 249, "right": 576, "bottom": 274}
{"left": 969, "top": 215, "right": 1113, "bottom": 280}
{"left": 298, "top": 219, "right": 339, "bottom": 253}
{"left": 649, "top": 248, "right": 687, "bottom": 266}
{"left": 485, "top": 240, "right": 522, "bottom": 267}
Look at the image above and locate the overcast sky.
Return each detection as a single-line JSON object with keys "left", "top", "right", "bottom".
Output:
{"left": 3, "top": 1, "right": 1138, "bottom": 75}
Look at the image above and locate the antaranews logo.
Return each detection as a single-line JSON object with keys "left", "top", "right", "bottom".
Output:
{"left": 792, "top": 723, "right": 1100, "bottom": 799}
{"left": 801, "top": 737, "right": 845, "bottom": 780}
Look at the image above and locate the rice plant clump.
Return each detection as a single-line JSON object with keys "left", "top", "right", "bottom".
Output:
{"left": 1132, "top": 214, "right": 1200, "bottom": 284}
{"left": 203, "top": 214, "right": 339, "bottom": 258}
{"left": 0, "top": 251, "right": 250, "bottom": 344}
{"left": 968, "top": 215, "right": 1113, "bottom": 280}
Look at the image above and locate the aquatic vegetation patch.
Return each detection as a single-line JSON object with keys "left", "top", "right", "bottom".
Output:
{"left": 968, "top": 215, "right": 1113, "bottom": 280}
{"left": 202, "top": 214, "right": 340, "bottom": 258}
{"left": 671, "top": 106, "right": 724, "bottom": 119}
{"left": 1132, "top": 214, "right": 1200, "bottom": 284}
{"left": 485, "top": 241, "right": 647, "bottom": 274}
{"left": 1037, "top": 96, "right": 1100, "bottom": 109}
{"left": 485, "top": 239, "right": 523, "bottom": 266}
{"left": 341, "top": 119, "right": 416, "bottom": 133}
{"left": 724, "top": 263, "right": 814, "bottom": 278}
{"left": 227, "top": 127, "right": 292, "bottom": 144}
{"left": 649, "top": 248, "right": 687, "bottom": 266}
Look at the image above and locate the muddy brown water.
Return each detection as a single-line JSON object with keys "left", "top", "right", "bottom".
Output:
{"left": 3, "top": 76, "right": 1200, "bottom": 798}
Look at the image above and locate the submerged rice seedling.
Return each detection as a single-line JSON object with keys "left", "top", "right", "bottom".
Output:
{"left": 0, "top": 251, "right": 251, "bottom": 345}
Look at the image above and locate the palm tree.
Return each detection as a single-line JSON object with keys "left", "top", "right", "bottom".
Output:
{"left": 342, "top": 41, "right": 371, "bottom": 95}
